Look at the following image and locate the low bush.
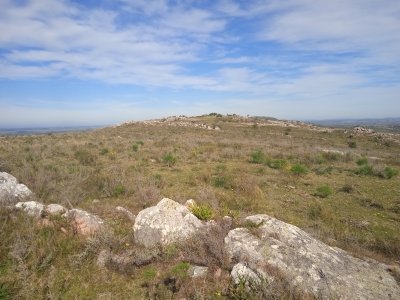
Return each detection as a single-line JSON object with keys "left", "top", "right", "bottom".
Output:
{"left": 267, "top": 159, "right": 287, "bottom": 169}
{"left": 314, "top": 185, "right": 332, "bottom": 198}
{"left": 355, "top": 165, "right": 373, "bottom": 176}
{"left": 348, "top": 141, "right": 357, "bottom": 148}
{"left": 74, "top": 149, "right": 95, "bottom": 165}
{"left": 383, "top": 167, "right": 398, "bottom": 179}
{"left": 249, "top": 150, "right": 267, "bottom": 164}
{"left": 163, "top": 153, "right": 177, "bottom": 167}
{"left": 290, "top": 164, "right": 308, "bottom": 176}
{"left": 190, "top": 203, "right": 214, "bottom": 221}
{"left": 356, "top": 157, "right": 368, "bottom": 166}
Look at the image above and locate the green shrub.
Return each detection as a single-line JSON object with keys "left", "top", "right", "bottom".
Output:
{"left": 383, "top": 167, "right": 398, "bottom": 179}
{"left": 249, "top": 150, "right": 267, "bottom": 164}
{"left": 113, "top": 184, "right": 125, "bottom": 196}
{"left": 132, "top": 144, "right": 139, "bottom": 152}
{"left": 213, "top": 176, "right": 227, "bottom": 188}
{"left": 267, "top": 159, "right": 287, "bottom": 169}
{"left": 163, "top": 152, "right": 176, "bottom": 167}
{"left": 290, "top": 164, "right": 308, "bottom": 175}
{"left": 356, "top": 157, "right": 368, "bottom": 165}
{"left": 355, "top": 164, "right": 373, "bottom": 176}
{"left": 314, "top": 185, "right": 332, "bottom": 198}
{"left": 99, "top": 148, "right": 109, "bottom": 155}
{"left": 171, "top": 262, "right": 190, "bottom": 278}
{"left": 190, "top": 203, "right": 214, "bottom": 221}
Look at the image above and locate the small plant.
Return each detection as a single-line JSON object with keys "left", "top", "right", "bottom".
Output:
{"left": 213, "top": 176, "right": 227, "bottom": 188}
{"left": 308, "top": 203, "right": 322, "bottom": 220}
{"left": 356, "top": 157, "right": 368, "bottom": 165}
{"left": 190, "top": 203, "right": 214, "bottom": 221}
{"left": 249, "top": 150, "right": 267, "bottom": 164}
{"left": 383, "top": 167, "right": 398, "bottom": 179}
{"left": 314, "top": 185, "right": 332, "bottom": 198}
{"left": 290, "top": 164, "right": 308, "bottom": 176}
{"left": 162, "top": 152, "right": 176, "bottom": 167}
{"left": 348, "top": 141, "right": 357, "bottom": 148}
{"left": 132, "top": 144, "right": 139, "bottom": 152}
{"left": 267, "top": 159, "right": 287, "bottom": 169}
{"left": 142, "top": 266, "right": 157, "bottom": 281}
{"left": 113, "top": 184, "right": 125, "bottom": 196}
{"left": 99, "top": 148, "right": 109, "bottom": 155}
{"left": 171, "top": 262, "right": 190, "bottom": 278}
{"left": 340, "top": 184, "right": 353, "bottom": 193}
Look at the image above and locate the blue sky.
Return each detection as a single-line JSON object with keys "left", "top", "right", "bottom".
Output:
{"left": 1, "top": 0, "right": 400, "bottom": 127}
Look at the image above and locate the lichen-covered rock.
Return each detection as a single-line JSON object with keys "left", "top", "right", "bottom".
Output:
{"left": 45, "top": 204, "right": 67, "bottom": 216}
{"left": 225, "top": 214, "right": 400, "bottom": 299}
{"left": 15, "top": 201, "right": 44, "bottom": 217}
{"left": 115, "top": 206, "right": 136, "bottom": 222}
{"left": 231, "top": 263, "right": 262, "bottom": 285}
{"left": 66, "top": 209, "right": 106, "bottom": 236}
{"left": 187, "top": 265, "right": 208, "bottom": 278}
{"left": 0, "top": 172, "right": 33, "bottom": 205}
{"left": 133, "top": 198, "right": 204, "bottom": 247}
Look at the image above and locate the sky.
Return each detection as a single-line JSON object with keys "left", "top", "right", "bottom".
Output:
{"left": 0, "top": 0, "right": 400, "bottom": 127}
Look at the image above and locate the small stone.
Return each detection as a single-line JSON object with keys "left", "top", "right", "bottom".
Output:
{"left": 187, "top": 265, "right": 208, "bottom": 278}
{"left": 45, "top": 204, "right": 67, "bottom": 215}
{"left": 185, "top": 199, "right": 196, "bottom": 208}
{"left": 115, "top": 206, "right": 136, "bottom": 222}
{"left": 15, "top": 201, "right": 45, "bottom": 217}
{"left": 66, "top": 209, "right": 106, "bottom": 236}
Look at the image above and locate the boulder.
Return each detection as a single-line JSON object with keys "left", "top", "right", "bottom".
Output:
{"left": 0, "top": 172, "right": 33, "bottom": 205}
{"left": 225, "top": 214, "right": 400, "bottom": 299}
{"left": 133, "top": 198, "right": 204, "bottom": 247}
{"left": 66, "top": 209, "right": 106, "bottom": 236}
{"left": 15, "top": 201, "right": 44, "bottom": 217}
{"left": 231, "top": 263, "right": 262, "bottom": 285}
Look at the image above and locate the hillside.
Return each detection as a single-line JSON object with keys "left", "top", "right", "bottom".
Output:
{"left": 1, "top": 114, "right": 400, "bottom": 299}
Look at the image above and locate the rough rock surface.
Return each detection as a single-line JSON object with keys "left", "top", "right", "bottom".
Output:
{"left": 225, "top": 214, "right": 400, "bottom": 299}
{"left": 0, "top": 172, "right": 33, "bottom": 204}
{"left": 133, "top": 198, "right": 204, "bottom": 247}
{"left": 66, "top": 209, "right": 106, "bottom": 236}
{"left": 187, "top": 265, "right": 208, "bottom": 278}
{"left": 45, "top": 204, "right": 67, "bottom": 216}
{"left": 115, "top": 206, "right": 136, "bottom": 222}
{"left": 15, "top": 201, "right": 44, "bottom": 217}
{"left": 231, "top": 263, "right": 262, "bottom": 285}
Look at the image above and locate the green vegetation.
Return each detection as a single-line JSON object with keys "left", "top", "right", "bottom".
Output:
{"left": 189, "top": 203, "right": 214, "bottom": 221}
{"left": 1, "top": 114, "right": 400, "bottom": 298}
{"left": 314, "top": 185, "right": 333, "bottom": 198}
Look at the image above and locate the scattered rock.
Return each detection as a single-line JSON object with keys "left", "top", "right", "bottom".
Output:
{"left": 66, "top": 209, "right": 106, "bottom": 236}
{"left": 184, "top": 199, "right": 196, "bottom": 208}
{"left": 0, "top": 172, "right": 33, "bottom": 205}
{"left": 15, "top": 201, "right": 44, "bottom": 217}
{"left": 225, "top": 214, "right": 400, "bottom": 299}
{"left": 115, "top": 206, "right": 136, "bottom": 222}
{"left": 133, "top": 198, "right": 204, "bottom": 248}
{"left": 187, "top": 265, "right": 208, "bottom": 278}
{"left": 45, "top": 204, "right": 67, "bottom": 216}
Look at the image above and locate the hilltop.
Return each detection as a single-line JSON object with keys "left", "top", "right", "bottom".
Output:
{"left": 0, "top": 113, "right": 399, "bottom": 298}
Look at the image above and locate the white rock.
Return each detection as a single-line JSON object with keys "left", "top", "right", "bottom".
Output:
{"left": 115, "top": 206, "right": 136, "bottom": 222}
{"left": 231, "top": 263, "right": 261, "bottom": 285}
{"left": 187, "top": 265, "right": 208, "bottom": 278}
{"left": 45, "top": 204, "right": 67, "bottom": 215}
{"left": 15, "top": 201, "right": 44, "bottom": 217}
{"left": 0, "top": 172, "right": 33, "bottom": 204}
{"left": 225, "top": 214, "right": 400, "bottom": 299}
{"left": 133, "top": 198, "right": 204, "bottom": 247}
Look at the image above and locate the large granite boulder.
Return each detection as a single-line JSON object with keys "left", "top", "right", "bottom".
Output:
{"left": 133, "top": 198, "right": 204, "bottom": 247}
{"left": 225, "top": 214, "right": 400, "bottom": 299}
{"left": 0, "top": 172, "right": 33, "bottom": 205}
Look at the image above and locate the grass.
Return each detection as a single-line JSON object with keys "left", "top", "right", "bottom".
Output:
{"left": 189, "top": 203, "right": 214, "bottom": 221}
{"left": 1, "top": 114, "right": 400, "bottom": 298}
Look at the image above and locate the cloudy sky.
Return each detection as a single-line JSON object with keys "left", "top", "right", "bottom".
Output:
{"left": 1, "top": 0, "right": 399, "bottom": 127}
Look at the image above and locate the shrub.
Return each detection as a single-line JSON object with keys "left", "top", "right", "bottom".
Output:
{"left": 340, "top": 184, "right": 353, "bottom": 193}
{"left": 290, "top": 164, "right": 308, "bottom": 176}
{"left": 249, "top": 150, "right": 267, "bottom": 164}
{"left": 314, "top": 185, "right": 332, "bottom": 198}
{"left": 74, "top": 149, "right": 95, "bottom": 165}
{"left": 383, "top": 167, "right": 398, "bottom": 179}
{"left": 356, "top": 157, "right": 368, "bottom": 165}
{"left": 132, "top": 144, "right": 139, "bottom": 152}
{"left": 190, "top": 203, "right": 214, "bottom": 221}
{"left": 355, "top": 164, "right": 373, "bottom": 176}
{"left": 308, "top": 203, "right": 322, "bottom": 220}
{"left": 99, "top": 148, "right": 109, "bottom": 155}
{"left": 162, "top": 152, "right": 176, "bottom": 167}
{"left": 213, "top": 176, "right": 227, "bottom": 188}
{"left": 267, "top": 159, "right": 287, "bottom": 169}
{"left": 348, "top": 141, "right": 357, "bottom": 148}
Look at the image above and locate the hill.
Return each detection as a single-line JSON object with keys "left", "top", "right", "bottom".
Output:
{"left": 0, "top": 114, "right": 399, "bottom": 298}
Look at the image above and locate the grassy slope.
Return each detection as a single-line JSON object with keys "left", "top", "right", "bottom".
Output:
{"left": 0, "top": 115, "right": 399, "bottom": 298}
